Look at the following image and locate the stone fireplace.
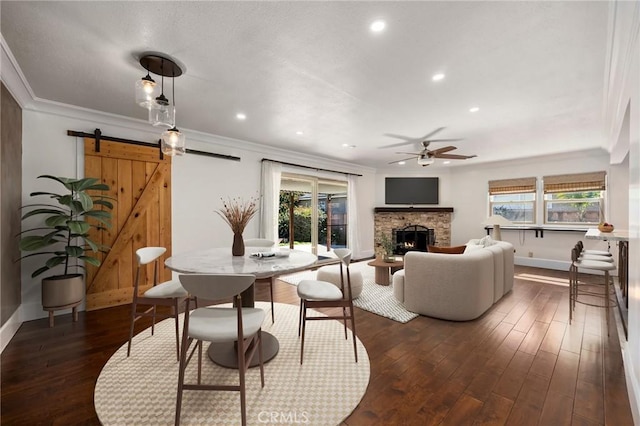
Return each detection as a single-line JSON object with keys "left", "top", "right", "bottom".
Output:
{"left": 374, "top": 207, "right": 453, "bottom": 258}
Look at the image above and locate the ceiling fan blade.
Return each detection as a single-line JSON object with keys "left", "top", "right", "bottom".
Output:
{"left": 388, "top": 157, "right": 417, "bottom": 164}
{"left": 378, "top": 140, "right": 417, "bottom": 149}
{"left": 434, "top": 153, "right": 478, "bottom": 159}
{"left": 426, "top": 138, "right": 464, "bottom": 143}
{"left": 420, "top": 127, "right": 446, "bottom": 140}
{"left": 430, "top": 146, "right": 457, "bottom": 155}
{"left": 395, "top": 151, "right": 422, "bottom": 156}
{"left": 383, "top": 133, "right": 415, "bottom": 141}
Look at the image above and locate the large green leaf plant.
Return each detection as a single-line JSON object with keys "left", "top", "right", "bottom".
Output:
{"left": 19, "top": 175, "right": 113, "bottom": 278}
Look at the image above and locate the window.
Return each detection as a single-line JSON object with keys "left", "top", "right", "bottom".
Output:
{"left": 543, "top": 172, "right": 606, "bottom": 225}
{"left": 488, "top": 177, "right": 536, "bottom": 224}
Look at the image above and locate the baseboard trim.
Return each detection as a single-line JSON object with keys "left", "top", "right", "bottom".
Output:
{"left": 622, "top": 340, "right": 640, "bottom": 424}
{"left": 515, "top": 256, "right": 615, "bottom": 276}
{"left": 1, "top": 308, "right": 22, "bottom": 354}
{"left": 515, "top": 257, "right": 570, "bottom": 271}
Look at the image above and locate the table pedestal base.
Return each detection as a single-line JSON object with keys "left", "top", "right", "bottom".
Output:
{"left": 207, "top": 332, "right": 279, "bottom": 369}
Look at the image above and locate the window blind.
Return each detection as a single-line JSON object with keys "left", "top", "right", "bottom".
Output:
{"left": 488, "top": 177, "right": 537, "bottom": 195}
{"left": 543, "top": 171, "right": 606, "bottom": 193}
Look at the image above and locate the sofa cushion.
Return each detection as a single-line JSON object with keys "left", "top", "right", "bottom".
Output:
{"left": 428, "top": 245, "right": 466, "bottom": 254}
{"left": 392, "top": 270, "right": 405, "bottom": 302}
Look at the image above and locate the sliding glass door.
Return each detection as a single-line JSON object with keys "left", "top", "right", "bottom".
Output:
{"left": 279, "top": 174, "right": 347, "bottom": 260}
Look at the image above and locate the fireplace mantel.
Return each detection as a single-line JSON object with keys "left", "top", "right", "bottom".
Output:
{"left": 374, "top": 207, "right": 454, "bottom": 213}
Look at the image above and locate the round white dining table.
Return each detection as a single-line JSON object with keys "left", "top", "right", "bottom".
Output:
{"left": 165, "top": 247, "right": 317, "bottom": 368}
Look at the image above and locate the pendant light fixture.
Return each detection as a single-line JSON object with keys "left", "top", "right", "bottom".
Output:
{"left": 161, "top": 74, "right": 186, "bottom": 156}
{"left": 135, "top": 53, "right": 185, "bottom": 155}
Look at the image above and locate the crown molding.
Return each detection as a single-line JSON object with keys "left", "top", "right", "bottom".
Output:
{"left": 0, "top": 34, "right": 35, "bottom": 108}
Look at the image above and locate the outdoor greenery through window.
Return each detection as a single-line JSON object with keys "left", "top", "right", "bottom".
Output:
{"left": 488, "top": 177, "right": 537, "bottom": 224}
{"left": 543, "top": 172, "right": 606, "bottom": 225}
{"left": 278, "top": 174, "right": 348, "bottom": 258}
{"left": 544, "top": 191, "right": 603, "bottom": 224}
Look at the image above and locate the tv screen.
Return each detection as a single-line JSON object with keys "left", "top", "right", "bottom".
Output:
{"left": 385, "top": 177, "right": 439, "bottom": 205}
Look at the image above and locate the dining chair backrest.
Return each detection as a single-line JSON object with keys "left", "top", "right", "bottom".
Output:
{"left": 334, "top": 248, "right": 352, "bottom": 266}
{"left": 179, "top": 274, "right": 256, "bottom": 301}
{"left": 244, "top": 239, "right": 275, "bottom": 248}
{"left": 137, "top": 247, "right": 167, "bottom": 265}
{"left": 571, "top": 247, "right": 580, "bottom": 263}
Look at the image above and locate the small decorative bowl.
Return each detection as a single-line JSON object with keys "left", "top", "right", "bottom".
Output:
{"left": 598, "top": 223, "right": 614, "bottom": 233}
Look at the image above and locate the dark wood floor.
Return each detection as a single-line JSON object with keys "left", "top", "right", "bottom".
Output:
{"left": 1, "top": 266, "right": 634, "bottom": 425}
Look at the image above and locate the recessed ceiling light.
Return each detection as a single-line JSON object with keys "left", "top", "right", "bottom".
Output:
{"left": 296, "top": 131, "right": 304, "bottom": 135}
{"left": 398, "top": 161, "right": 406, "bottom": 165}
{"left": 342, "top": 143, "right": 356, "bottom": 148}
{"left": 432, "top": 73, "right": 445, "bottom": 82}
{"left": 443, "top": 161, "right": 451, "bottom": 165}
{"left": 236, "top": 113, "right": 246, "bottom": 120}
{"left": 370, "top": 20, "right": 386, "bottom": 33}
{"left": 469, "top": 107, "right": 480, "bottom": 113}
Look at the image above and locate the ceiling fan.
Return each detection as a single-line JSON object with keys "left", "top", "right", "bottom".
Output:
{"left": 379, "top": 127, "right": 477, "bottom": 166}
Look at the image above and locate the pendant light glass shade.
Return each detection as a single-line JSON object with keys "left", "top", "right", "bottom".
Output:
{"left": 161, "top": 127, "right": 186, "bottom": 156}
{"left": 149, "top": 98, "right": 175, "bottom": 128}
{"left": 135, "top": 73, "right": 159, "bottom": 109}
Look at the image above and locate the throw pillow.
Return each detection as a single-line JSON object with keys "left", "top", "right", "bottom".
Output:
{"left": 477, "top": 235, "right": 496, "bottom": 247}
{"left": 464, "top": 244, "right": 483, "bottom": 254}
{"left": 428, "top": 245, "right": 467, "bottom": 254}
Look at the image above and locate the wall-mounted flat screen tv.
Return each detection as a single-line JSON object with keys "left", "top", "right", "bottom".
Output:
{"left": 385, "top": 177, "right": 439, "bottom": 205}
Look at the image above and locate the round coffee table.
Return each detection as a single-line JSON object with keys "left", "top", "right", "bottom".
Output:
{"left": 367, "top": 257, "right": 404, "bottom": 286}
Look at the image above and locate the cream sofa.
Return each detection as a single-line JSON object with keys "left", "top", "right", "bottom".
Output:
{"left": 392, "top": 239, "right": 514, "bottom": 321}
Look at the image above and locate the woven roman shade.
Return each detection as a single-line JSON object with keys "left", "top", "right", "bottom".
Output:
{"left": 488, "top": 177, "right": 537, "bottom": 195}
{"left": 543, "top": 171, "right": 606, "bottom": 193}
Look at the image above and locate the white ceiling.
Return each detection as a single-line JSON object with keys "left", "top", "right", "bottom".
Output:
{"left": 1, "top": 1, "right": 609, "bottom": 169}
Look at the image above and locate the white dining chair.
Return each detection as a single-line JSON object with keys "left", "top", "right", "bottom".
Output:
{"left": 175, "top": 273, "right": 265, "bottom": 426}
{"left": 297, "top": 248, "right": 358, "bottom": 364}
{"left": 127, "top": 247, "right": 190, "bottom": 361}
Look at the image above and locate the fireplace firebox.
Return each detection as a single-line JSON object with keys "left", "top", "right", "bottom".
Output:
{"left": 393, "top": 225, "right": 435, "bottom": 255}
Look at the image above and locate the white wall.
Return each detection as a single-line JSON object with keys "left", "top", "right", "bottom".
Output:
{"left": 605, "top": 1, "right": 640, "bottom": 422}
{"left": 375, "top": 150, "right": 614, "bottom": 269}
{"left": 18, "top": 102, "right": 376, "bottom": 322}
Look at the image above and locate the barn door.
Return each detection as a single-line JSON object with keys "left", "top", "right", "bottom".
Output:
{"left": 84, "top": 137, "right": 172, "bottom": 310}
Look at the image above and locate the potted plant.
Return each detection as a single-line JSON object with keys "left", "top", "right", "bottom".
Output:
{"left": 19, "top": 175, "right": 113, "bottom": 326}
{"left": 377, "top": 232, "right": 396, "bottom": 262}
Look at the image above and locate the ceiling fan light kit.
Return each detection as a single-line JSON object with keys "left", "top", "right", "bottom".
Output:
{"left": 417, "top": 155, "right": 435, "bottom": 166}
{"left": 135, "top": 53, "right": 185, "bottom": 156}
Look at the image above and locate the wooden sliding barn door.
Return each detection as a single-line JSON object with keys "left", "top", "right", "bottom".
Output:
{"left": 84, "top": 138, "right": 172, "bottom": 310}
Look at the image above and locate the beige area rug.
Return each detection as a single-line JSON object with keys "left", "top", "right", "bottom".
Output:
{"left": 94, "top": 302, "right": 370, "bottom": 425}
{"left": 279, "top": 261, "right": 419, "bottom": 323}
